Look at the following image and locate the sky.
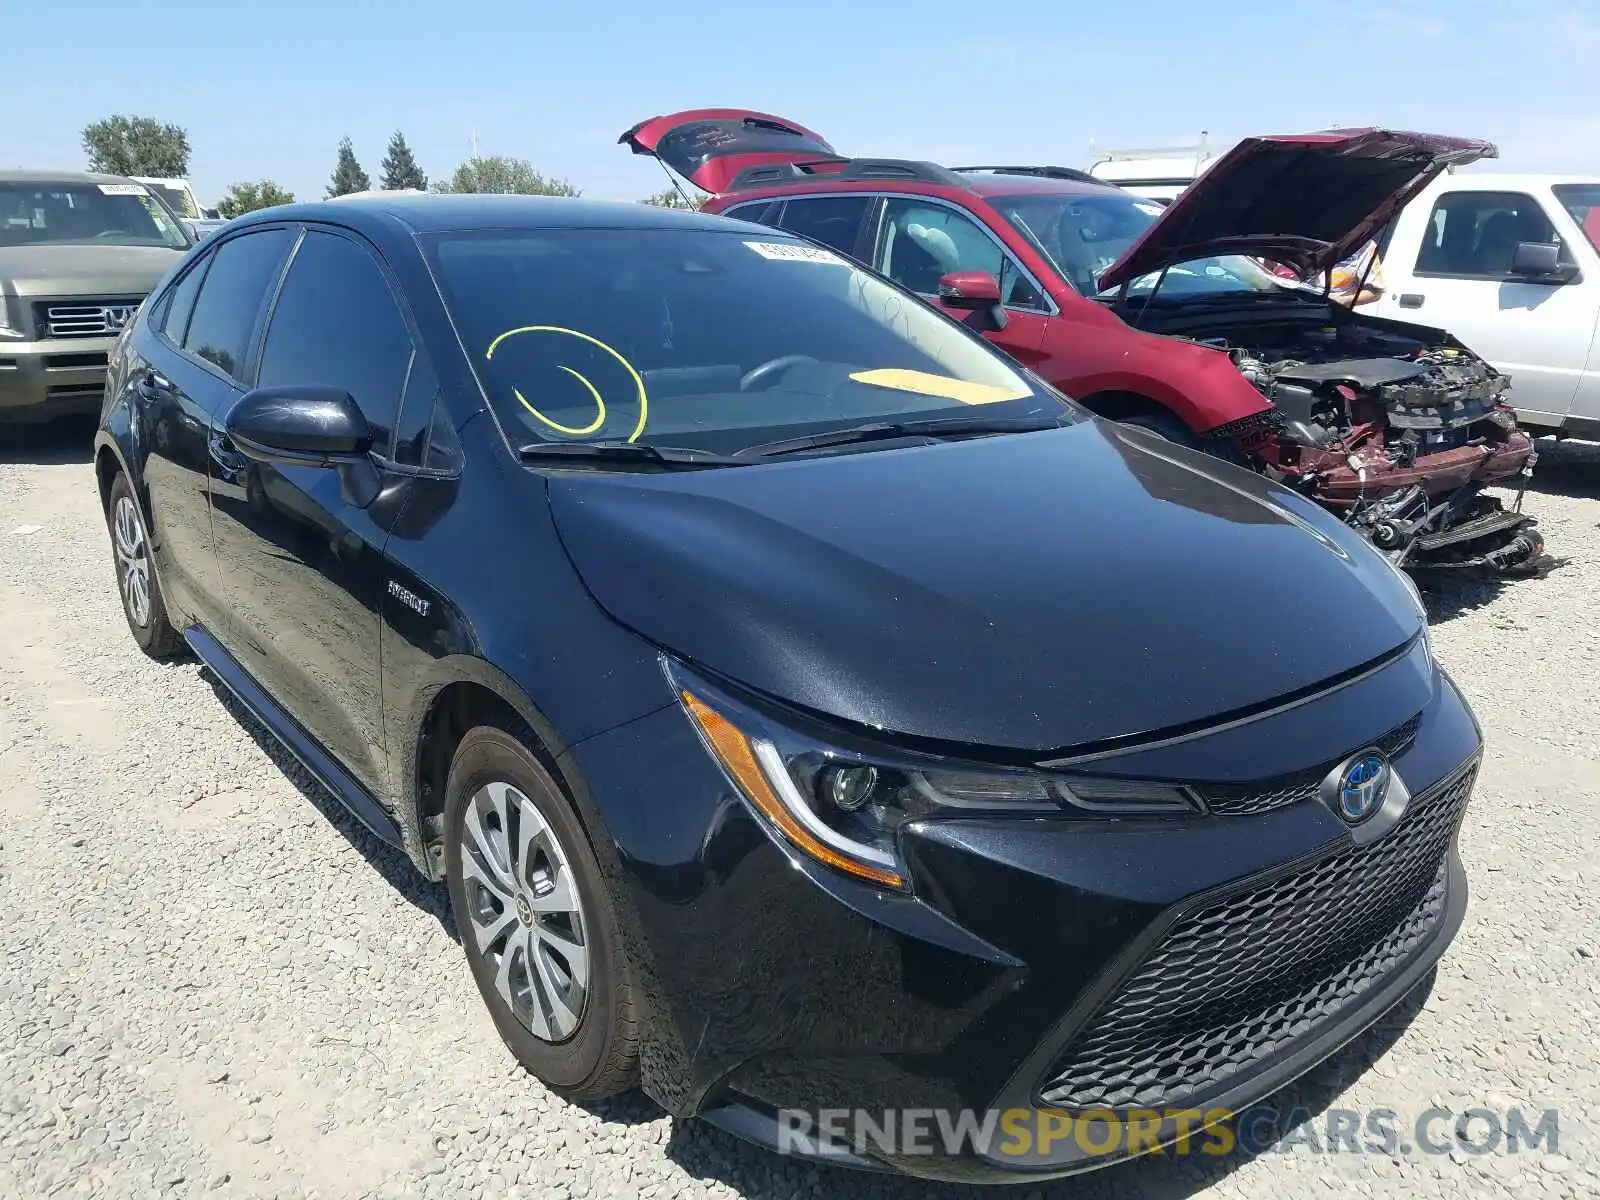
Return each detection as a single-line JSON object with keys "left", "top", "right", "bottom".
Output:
{"left": 6, "top": 0, "right": 1599, "bottom": 207}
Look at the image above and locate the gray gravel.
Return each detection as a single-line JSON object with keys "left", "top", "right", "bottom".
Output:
{"left": 1, "top": 422, "right": 1598, "bottom": 1199}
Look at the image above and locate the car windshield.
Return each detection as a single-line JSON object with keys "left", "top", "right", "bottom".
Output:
{"left": 0, "top": 181, "right": 190, "bottom": 250}
{"left": 990, "top": 190, "right": 1284, "bottom": 299}
{"left": 145, "top": 182, "right": 199, "bottom": 219}
{"left": 1553, "top": 183, "right": 1600, "bottom": 254}
{"left": 425, "top": 226, "right": 1076, "bottom": 456}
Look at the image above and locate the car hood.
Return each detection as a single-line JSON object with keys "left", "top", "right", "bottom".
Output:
{"left": 547, "top": 422, "right": 1423, "bottom": 756}
{"left": 0, "top": 244, "right": 187, "bottom": 297}
{"left": 1097, "top": 128, "right": 1496, "bottom": 292}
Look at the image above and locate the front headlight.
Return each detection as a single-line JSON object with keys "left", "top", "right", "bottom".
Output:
{"left": 675, "top": 674, "right": 1201, "bottom": 892}
{"left": 0, "top": 296, "right": 23, "bottom": 339}
{"left": 1381, "top": 550, "right": 1432, "bottom": 660}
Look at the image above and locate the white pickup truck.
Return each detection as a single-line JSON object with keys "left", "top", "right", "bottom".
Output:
{"left": 1360, "top": 173, "right": 1600, "bottom": 441}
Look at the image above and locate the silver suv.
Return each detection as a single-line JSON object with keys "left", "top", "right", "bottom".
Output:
{"left": 1, "top": 170, "right": 192, "bottom": 424}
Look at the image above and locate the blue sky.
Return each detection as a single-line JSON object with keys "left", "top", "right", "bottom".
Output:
{"left": 7, "top": 0, "right": 1599, "bottom": 207}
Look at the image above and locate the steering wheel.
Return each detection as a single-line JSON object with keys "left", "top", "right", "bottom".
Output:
{"left": 740, "top": 355, "right": 817, "bottom": 392}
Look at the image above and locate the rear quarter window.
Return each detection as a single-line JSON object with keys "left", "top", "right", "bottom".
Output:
{"left": 182, "top": 227, "right": 295, "bottom": 382}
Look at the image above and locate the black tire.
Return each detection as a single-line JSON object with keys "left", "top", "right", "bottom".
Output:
{"left": 1117, "top": 411, "right": 1207, "bottom": 450}
{"left": 443, "top": 726, "right": 639, "bottom": 1099}
{"left": 106, "top": 472, "right": 184, "bottom": 659}
{"left": 1117, "top": 411, "right": 1248, "bottom": 466}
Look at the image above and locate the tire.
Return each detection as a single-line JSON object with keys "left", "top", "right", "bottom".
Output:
{"left": 1117, "top": 411, "right": 1249, "bottom": 466}
{"left": 1117, "top": 411, "right": 1207, "bottom": 450}
{"left": 106, "top": 473, "right": 184, "bottom": 659}
{"left": 443, "top": 726, "right": 639, "bottom": 1099}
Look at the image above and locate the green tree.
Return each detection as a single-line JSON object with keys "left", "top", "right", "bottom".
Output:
{"left": 379, "top": 131, "right": 427, "bottom": 191}
{"left": 639, "top": 188, "right": 700, "bottom": 210}
{"left": 82, "top": 116, "right": 190, "bottom": 177}
{"left": 216, "top": 181, "right": 296, "bottom": 220}
{"left": 432, "top": 155, "right": 579, "bottom": 196}
{"left": 326, "top": 136, "right": 372, "bottom": 198}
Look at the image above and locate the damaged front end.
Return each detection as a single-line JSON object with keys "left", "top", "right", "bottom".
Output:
{"left": 1204, "top": 322, "right": 1549, "bottom": 574}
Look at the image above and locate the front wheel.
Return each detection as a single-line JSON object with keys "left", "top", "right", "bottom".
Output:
{"left": 443, "top": 726, "right": 639, "bottom": 1099}
{"left": 1116, "top": 412, "right": 1248, "bottom": 466}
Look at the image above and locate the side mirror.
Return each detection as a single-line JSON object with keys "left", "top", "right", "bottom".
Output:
{"left": 936, "top": 271, "right": 1008, "bottom": 331}
{"left": 225, "top": 385, "right": 373, "bottom": 466}
{"left": 1510, "top": 241, "right": 1578, "bottom": 283}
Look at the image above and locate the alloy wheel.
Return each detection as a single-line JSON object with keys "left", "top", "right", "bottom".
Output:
{"left": 112, "top": 495, "right": 152, "bottom": 628}
{"left": 458, "top": 780, "right": 590, "bottom": 1042}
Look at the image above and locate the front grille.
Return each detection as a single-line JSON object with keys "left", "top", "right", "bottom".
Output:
{"left": 1199, "top": 713, "right": 1422, "bottom": 818}
{"left": 43, "top": 352, "right": 109, "bottom": 371}
{"left": 1038, "top": 760, "right": 1474, "bottom": 1111}
{"left": 32, "top": 299, "right": 142, "bottom": 339}
{"left": 1205, "top": 409, "right": 1285, "bottom": 440}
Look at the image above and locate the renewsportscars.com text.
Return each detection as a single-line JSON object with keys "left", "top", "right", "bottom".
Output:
{"left": 777, "top": 1105, "right": 1561, "bottom": 1162}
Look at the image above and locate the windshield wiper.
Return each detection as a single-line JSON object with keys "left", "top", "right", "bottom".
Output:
{"left": 517, "top": 440, "right": 743, "bottom": 468}
{"left": 737, "top": 414, "right": 1067, "bottom": 460}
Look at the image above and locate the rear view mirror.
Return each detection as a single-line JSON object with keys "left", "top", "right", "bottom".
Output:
{"left": 936, "top": 271, "right": 1008, "bottom": 331}
{"left": 225, "top": 385, "right": 373, "bottom": 466}
{"left": 1510, "top": 241, "right": 1578, "bottom": 283}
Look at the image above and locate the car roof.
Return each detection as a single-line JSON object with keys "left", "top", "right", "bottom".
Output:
{"left": 232, "top": 194, "right": 749, "bottom": 236}
{"left": 0, "top": 168, "right": 142, "bottom": 185}
{"left": 1430, "top": 171, "right": 1600, "bottom": 189}
{"left": 714, "top": 170, "right": 1124, "bottom": 204}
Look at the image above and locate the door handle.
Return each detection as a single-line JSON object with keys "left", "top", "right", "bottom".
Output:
{"left": 135, "top": 369, "right": 172, "bottom": 403}
{"left": 1397, "top": 293, "right": 1425, "bottom": 309}
{"left": 208, "top": 433, "right": 247, "bottom": 476}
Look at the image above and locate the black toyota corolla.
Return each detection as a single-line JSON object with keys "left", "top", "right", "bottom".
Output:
{"left": 93, "top": 195, "right": 1480, "bottom": 1183}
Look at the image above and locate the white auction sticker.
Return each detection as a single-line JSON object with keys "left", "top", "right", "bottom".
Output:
{"left": 98, "top": 183, "right": 148, "bottom": 196}
{"left": 744, "top": 240, "right": 846, "bottom": 266}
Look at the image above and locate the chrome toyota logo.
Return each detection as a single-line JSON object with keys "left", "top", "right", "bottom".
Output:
{"left": 104, "top": 305, "right": 135, "bottom": 330}
{"left": 1333, "top": 752, "right": 1389, "bottom": 824}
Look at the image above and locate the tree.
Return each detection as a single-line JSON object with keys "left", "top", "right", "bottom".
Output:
{"left": 82, "top": 116, "right": 190, "bottom": 177}
{"left": 326, "top": 137, "right": 372, "bottom": 198}
{"left": 216, "top": 181, "right": 296, "bottom": 219}
{"left": 639, "top": 188, "right": 700, "bottom": 210}
{"left": 380, "top": 131, "right": 427, "bottom": 191}
{"left": 432, "top": 155, "right": 579, "bottom": 197}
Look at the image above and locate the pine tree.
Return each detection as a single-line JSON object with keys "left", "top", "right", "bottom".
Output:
{"left": 326, "top": 137, "right": 372, "bottom": 198}
{"left": 379, "top": 131, "right": 427, "bottom": 191}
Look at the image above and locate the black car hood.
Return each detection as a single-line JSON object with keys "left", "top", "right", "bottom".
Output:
{"left": 1097, "top": 128, "right": 1496, "bottom": 292}
{"left": 548, "top": 423, "right": 1423, "bottom": 756}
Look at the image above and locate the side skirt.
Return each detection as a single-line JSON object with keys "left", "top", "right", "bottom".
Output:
{"left": 184, "top": 623, "right": 405, "bottom": 851}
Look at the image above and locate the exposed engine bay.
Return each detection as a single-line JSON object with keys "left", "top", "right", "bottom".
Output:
{"left": 1185, "top": 316, "right": 1550, "bottom": 574}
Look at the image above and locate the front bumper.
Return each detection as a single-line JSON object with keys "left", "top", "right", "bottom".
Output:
{"left": 562, "top": 649, "right": 1481, "bottom": 1184}
{"left": 0, "top": 336, "right": 114, "bottom": 422}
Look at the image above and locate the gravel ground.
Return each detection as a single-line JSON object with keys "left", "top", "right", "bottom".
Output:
{"left": 1, "top": 421, "right": 1598, "bottom": 1200}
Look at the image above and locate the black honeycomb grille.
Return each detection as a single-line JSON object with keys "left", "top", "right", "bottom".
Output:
{"left": 1198, "top": 714, "right": 1423, "bottom": 818}
{"left": 1038, "top": 761, "right": 1474, "bottom": 1111}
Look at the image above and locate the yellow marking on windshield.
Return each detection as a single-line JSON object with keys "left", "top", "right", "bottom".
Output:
{"left": 848, "top": 368, "right": 1029, "bottom": 406}
{"left": 485, "top": 325, "right": 649, "bottom": 442}
{"left": 544, "top": 367, "right": 607, "bottom": 435}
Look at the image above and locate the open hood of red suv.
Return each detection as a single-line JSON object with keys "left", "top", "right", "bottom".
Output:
{"left": 621, "top": 108, "right": 840, "bottom": 195}
{"left": 1096, "top": 128, "right": 1496, "bottom": 292}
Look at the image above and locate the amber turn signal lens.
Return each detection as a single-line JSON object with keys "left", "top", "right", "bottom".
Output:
{"left": 679, "top": 691, "right": 905, "bottom": 890}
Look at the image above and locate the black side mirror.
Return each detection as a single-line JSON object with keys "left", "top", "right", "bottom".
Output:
{"left": 225, "top": 385, "right": 372, "bottom": 467}
{"left": 1510, "top": 241, "right": 1578, "bottom": 283}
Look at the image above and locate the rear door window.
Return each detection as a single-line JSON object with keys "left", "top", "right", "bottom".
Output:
{"left": 158, "top": 254, "right": 211, "bottom": 345}
{"left": 255, "top": 228, "right": 416, "bottom": 456}
{"left": 775, "top": 196, "right": 873, "bottom": 258}
{"left": 1553, "top": 184, "right": 1600, "bottom": 253}
{"left": 182, "top": 227, "right": 294, "bottom": 381}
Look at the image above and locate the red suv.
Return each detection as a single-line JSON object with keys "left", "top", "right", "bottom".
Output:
{"left": 622, "top": 110, "right": 1546, "bottom": 573}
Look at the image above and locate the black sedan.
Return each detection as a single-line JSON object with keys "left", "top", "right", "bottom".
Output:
{"left": 93, "top": 195, "right": 1481, "bottom": 1183}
